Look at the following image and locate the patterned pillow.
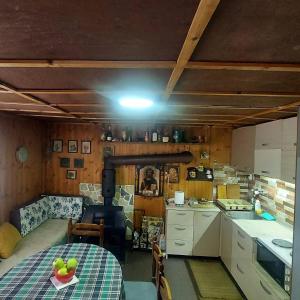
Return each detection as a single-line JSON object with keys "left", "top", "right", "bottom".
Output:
{"left": 19, "top": 197, "right": 50, "bottom": 237}
{"left": 48, "top": 196, "right": 83, "bottom": 220}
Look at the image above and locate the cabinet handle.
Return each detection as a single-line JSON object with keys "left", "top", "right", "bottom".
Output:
{"left": 174, "top": 226, "right": 186, "bottom": 231}
{"left": 174, "top": 241, "right": 185, "bottom": 246}
{"left": 176, "top": 212, "right": 186, "bottom": 216}
{"left": 293, "top": 177, "right": 295, "bottom": 180}
{"left": 237, "top": 230, "right": 245, "bottom": 239}
{"left": 261, "top": 143, "right": 268, "bottom": 146}
{"left": 202, "top": 214, "right": 212, "bottom": 218}
{"left": 261, "top": 170, "right": 270, "bottom": 174}
{"left": 294, "top": 143, "right": 297, "bottom": 146}
{"left": 260, "top": 280, "right": 272, "bottom": 296}
{"left": 237, "top": 241, "right": 245, "bottom": 250}
{"left": 236, "top": 264, "right": 244, "bottom": 274}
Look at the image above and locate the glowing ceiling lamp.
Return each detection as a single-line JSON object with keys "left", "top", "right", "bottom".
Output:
{"left": 119, "top": 97, "right": 154, "bottom": 109}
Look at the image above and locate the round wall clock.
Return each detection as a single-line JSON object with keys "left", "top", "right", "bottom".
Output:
{"left": 16, "top": 146, "right": 29, "bottom": 163}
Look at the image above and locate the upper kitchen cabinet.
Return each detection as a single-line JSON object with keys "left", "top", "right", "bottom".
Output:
{"left": 231, "top": 126, "right": 256, "bottom": 172}
{"left": 282, "top": 117, "right": 297, "bottom": 150}
{"left": 255, "top": 120, "right": 282, "bottom": 149}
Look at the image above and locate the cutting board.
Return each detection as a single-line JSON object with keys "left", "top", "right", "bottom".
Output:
{"left": 226, "top": 184, "right": 240, "bottom": 199}
{"left": 217, "top": 185, "right": 227, "bottom": 199}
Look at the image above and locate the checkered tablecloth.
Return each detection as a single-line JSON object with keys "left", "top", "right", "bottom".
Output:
{"left": 0, "top": 243, "right": 125, "bottom": 300}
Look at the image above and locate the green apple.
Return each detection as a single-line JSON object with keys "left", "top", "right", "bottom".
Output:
{"left": 52, "top": 258, "right": 65, "bottom": 270}
{"left": 58, "top": 267, "right": 68, "bottom": 276}
{"left": 67, "top": 258, "right": 78, "bottom": 270}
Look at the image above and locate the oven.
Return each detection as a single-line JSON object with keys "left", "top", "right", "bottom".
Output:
{"left": 256, "top": 240, "right": 292, "bottom": 294}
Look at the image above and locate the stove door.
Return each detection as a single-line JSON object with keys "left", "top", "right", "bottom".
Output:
{"left": 256, "top": 240, "right": 285, "bottom": 288}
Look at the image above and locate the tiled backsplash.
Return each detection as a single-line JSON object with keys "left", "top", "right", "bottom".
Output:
{"left": 254, "top": 175, "right": 295, "bottom": 226}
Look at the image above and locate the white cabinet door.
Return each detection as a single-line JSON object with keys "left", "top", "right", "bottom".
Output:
{"left": 193, "top": 212, "right": 220, "bottom": 257}
{"left": 220, "top": 213, "right": 233, "bottom": 271}
{"left": 281, "top": 149, "right": 296, "bottom": 183}
{"left": 231, "top": 126, "right": 256, "bottom": 172}
{"left": 282, "top": 117, "right": 297, "bottom": 150}
{"left": 255, "top": 120, "right": 282, "bottom": 149}
{"left": 254, "top": 149, "right": 281, "bottom": 178}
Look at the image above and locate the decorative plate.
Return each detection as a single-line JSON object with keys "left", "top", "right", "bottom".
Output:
{"left": 16, "top": 146, "right": 29, "bottom": 163}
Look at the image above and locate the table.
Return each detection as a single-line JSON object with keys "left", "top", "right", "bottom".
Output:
{"left": 0, "top": 243, "right": 125, "bottom": 300}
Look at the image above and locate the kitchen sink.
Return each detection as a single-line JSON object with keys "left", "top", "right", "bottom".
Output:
{"left": 225, "top": 210, "right": 263, "bottom": 220}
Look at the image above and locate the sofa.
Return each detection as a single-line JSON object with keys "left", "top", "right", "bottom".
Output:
{"left": 0, "top": 195, "right": 83, "bottom": 277}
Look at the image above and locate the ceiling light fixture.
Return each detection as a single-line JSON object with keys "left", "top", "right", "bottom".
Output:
{"left": 119, "top": 97, "right": 154, "bottom": 109}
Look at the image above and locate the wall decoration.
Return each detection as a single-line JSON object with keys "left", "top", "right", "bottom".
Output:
{"left": 66, "top": 170, "right": 77, "bottom": 180}
{"left": 74, "top": 158, "right": 84, "bottom": 168}
{"left": 187, "top": 166, "right": 214, "bottom": 181}
{"left": 81, "top": 140, "right": 91, "bottom": 154}
{"left": 103, "top": 145, "right": 114, "bottom": 159}
{"left": 135, "top": 165, "right": 164, "bottom": 197}
{"left": 60, "top": 157, "right": 70, "bottom": 168}
{"left": 166, "top": 165, "right": 180, "bottom": 183}
{"left": 68, "top": 140, "right": 78, "bottom": 153}
{"left": 52, "top": 139, "right": 63, "bottom": 152}
{"left": 16, "top": 146, "right": 29, "bottom": 163}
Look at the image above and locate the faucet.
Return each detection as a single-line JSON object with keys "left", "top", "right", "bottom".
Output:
{"left": 251, "top": 188, "right": 266, "bottom": 204}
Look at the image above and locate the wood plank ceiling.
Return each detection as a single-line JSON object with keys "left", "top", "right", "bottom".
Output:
{"left": 0, "top": 0, "right": 299, "bottom": 127}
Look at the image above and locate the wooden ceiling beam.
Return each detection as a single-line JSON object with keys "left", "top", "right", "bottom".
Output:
{"left": 225, "top": 100, "right": 300, "bottom": 124}
{"left": 164, "top": 0, "right": 220, "bottom": 100}
{"left": 186, "top": 61, "right": 300, "bottom": 72}
{"left": 0, "top": 82, "right": 78, "bottom": 118}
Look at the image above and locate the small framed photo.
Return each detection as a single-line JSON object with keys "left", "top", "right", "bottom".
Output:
{"left": 74, "top": 158, "right": 84, "bottom": 168}
{"left": 66, "top": 170, "right": 77, "bottom": 180}
{"left": 167, "top": 165, "right": 180, "bottom": 183}
{"left": 81, "top": 140, "right": 91, "bottom": 154}
{"left": 52, "top": 139, "right": 63, "bottom": 153}
{"left": 68, "top": 140, "right": 78, "bottom": 153}
{"left": 60, "top": 157, "right": 70, "bottom": 168}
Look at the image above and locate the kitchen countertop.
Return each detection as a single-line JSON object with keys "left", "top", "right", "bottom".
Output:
{"left": 165, "top": 201, "right": 220, "bottom": 212}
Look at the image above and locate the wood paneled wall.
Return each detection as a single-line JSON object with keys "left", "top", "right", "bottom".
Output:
{"left": 44, "top": 123, "right": 231, "bottom": 216}
{"left": 0, "top": 114, "right": 45, "bottom": 224}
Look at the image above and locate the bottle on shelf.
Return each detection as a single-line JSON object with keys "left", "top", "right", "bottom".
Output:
{"left": 162, "top": 127, "right": 170, "bottom": 143}
{"left": 152, "top": 127, "right": 158, "bottom": 142}
{"left": 127, "top": 127, "right": 133, "bottom": 142}
{"left": 121, "top": 128, "right": 127, "bottom": 142}
{"left": 144, "top": 130, "right": 150, "bottom": 143}
{"left": 106, "top": 124, "right": 113, "bottom": 142}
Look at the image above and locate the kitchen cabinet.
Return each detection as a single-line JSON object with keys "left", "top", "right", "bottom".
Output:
{"left": 220, "top": 213, "right": 233, "bottom": 271}
{"left": 281, "top": 149, "right": 296, "bottom": 183}
{"left": 255, "top": 120, "right": 282, "bottom": 149}
{"left": 254, "top": 148, "right": 281, "bottom": 178}
{"left": 193, "top": 211, "right": 220, "bottom": 257}
{"left": 231, "top": 126, "right": 255, "bottom": 172}
{"left": 165, "top": 203, "right": 220, "bottom": 257}
{"left": 282, "top": 117, "right": 297, "bottom": 150}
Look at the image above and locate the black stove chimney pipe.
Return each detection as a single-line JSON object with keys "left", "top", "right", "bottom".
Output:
{"left": 102, "top": 151, "right": 193, "bottom": 206}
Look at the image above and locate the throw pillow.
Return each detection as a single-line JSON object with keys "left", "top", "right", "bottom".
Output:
{"left": 0, "top": 223, "right": 22, "bottom": 258}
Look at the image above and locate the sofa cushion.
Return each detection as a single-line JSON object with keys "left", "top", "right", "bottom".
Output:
{"left": 0, "top": 223, "right": 22, "bottom": 258}
{"left": 48, "top": 196, "right": 82, "bottom": 220}
{"left": 0, "top": 219, "right": 68, "bottom": 277}
{"left": 19, "top": 197, "right": 49, "bottom": 237}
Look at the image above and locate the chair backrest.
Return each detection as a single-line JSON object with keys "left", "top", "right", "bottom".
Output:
{"left": 159, "top": 275, "right": 172, "bottom": 300}
{"left": 68, "top": 219, "right": 104, "bottom": 246}
{"left": 152, "top": 242, "right": 164, "bottom": 288}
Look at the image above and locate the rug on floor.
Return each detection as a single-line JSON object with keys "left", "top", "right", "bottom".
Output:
{"left": 186, "top": 259, "right": 243, "bottom": 300}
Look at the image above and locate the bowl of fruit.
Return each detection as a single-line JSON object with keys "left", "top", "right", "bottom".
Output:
{"left": 52, "top": 257, "right": 78, "bottom": 284}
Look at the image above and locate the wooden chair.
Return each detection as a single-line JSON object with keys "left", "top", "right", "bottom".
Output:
{"left": 158, "top": 275, "right": 172, "bottom": 300}
{"left": 152, "top": 242, "right": 164, "bottom": 287}
{"left": 68, "top": 218, "right": 104, "bottom": 246}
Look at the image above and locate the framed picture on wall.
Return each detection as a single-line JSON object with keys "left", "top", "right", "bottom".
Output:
{"left": 166, "top": 165, "right": 180, "bottom": 183}
{"left": 135, "top": 165, "right": 164, "bottom": 197}
{"left": 60, "top": 157, "right": 70, "bottom": 168}
{"left": 81, "top": 140, "right": 91, "bottom": 154}
{"left": 74, "top": 158, "right": 84, "bottom": 168}
{"left": 52, "top": 139, "right": 63, "bottom": 152}
{"left": 68, "top": 140, "right": 78, "bottom": 153}
{"left": 66, "top": 170, "right": 77, "bottom": 180}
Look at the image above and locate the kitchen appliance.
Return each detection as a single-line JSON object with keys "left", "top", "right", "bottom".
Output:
{"left": 174, "top": 191, "right": 185, "bottom": 205}
{"left": 216, "top": 199, "right": 253, "bottom": 211}
{"left": 256, "top": 239, "right": 292, "bottom": 294}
